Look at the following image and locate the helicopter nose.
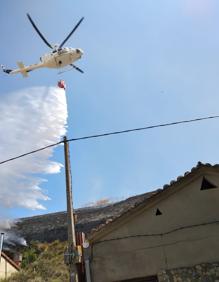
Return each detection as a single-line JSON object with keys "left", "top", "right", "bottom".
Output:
{"left": 76, "top": 48, "right": 84, "bottom": 55}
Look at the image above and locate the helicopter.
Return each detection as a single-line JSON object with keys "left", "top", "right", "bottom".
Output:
{"left": 1, "top": 13, "right": 84, "bottom": 77}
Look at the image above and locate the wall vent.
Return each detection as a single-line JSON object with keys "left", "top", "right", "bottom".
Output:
{"left": 156, "top": 208, "right": 162, "bottom": 216}
{"left": 200, "top": 177, "right": 217, "bottom": 190}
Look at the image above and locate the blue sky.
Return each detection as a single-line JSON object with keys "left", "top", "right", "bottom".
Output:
{"left": 1, "top": 0, "right": 219, "bottom": 218}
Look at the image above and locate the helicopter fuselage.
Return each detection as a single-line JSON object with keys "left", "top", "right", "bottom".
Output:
{"left": 41, "top": 47, "right": 83, "bottom": 68}
{"left": 2, "top": 14, "right": 84, "bottom": 77}
{"left": 1, "top": 47, "right": 84, "bottom": 77}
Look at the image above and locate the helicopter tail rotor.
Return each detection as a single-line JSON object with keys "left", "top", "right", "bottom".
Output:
{"left": 1, "top": 64, "right": 12, "bottom": 74}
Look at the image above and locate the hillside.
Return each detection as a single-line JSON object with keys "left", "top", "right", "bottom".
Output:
{"left": 0, "top": 191, "right": 160, "bottom": 281}
{"left": 13, "top": 190, "right": 159, "bottom": 243}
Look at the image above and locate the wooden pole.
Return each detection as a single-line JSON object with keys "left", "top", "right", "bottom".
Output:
{"left": 63, "top": 136, "right": 78, "bottom": 282}
{"left": 0, "top": 233, "right": 4, "bottom": 262}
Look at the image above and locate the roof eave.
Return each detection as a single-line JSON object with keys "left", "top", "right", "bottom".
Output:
{"left": 88, "top": 162, "right": 219, "bottom": 243}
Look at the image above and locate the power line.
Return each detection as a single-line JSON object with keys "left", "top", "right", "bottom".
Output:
{"left": 67, "top": 115, "right": 219, "bottom": 142}
{"left": 0, "top": 141, "right": 63, "bottom": 165}
{"left": 0, "top": 115, "right": 219, "bottom": 165}
{"left": 93, "top": 220, "right": 219, "bottom": 245}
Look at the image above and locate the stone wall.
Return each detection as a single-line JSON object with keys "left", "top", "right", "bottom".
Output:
{"left": 158, "top": 262, "right": 219, "bottom": 282}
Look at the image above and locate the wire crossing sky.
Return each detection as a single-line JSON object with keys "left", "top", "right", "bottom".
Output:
{"left": 0, "top": 115, "right": 219, "bottom": 166}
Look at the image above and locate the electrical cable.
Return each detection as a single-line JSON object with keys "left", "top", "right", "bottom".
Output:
{"left": 0, "top": 115, "right": 219, "bottom": 165}
{"left": 67, "top": 115, "right": 219, "bottom": 142}
{"left": 0, "top": 141, "right": 63, "bottom": 165}
{"left": 93, "top": 220, "right": 219, "bottom": 245}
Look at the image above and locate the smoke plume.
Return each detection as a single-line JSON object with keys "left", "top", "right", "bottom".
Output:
{"left": 0, "top": 86, "right": 67, "bottom": 211}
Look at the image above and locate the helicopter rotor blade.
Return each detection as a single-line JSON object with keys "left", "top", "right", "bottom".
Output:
{"left": 27, "top": 13, "right": 53, "bottom": 49}
{"left": 70, "top": 64, "right": 84, "bottom": 73}
{"left": 58, "top": 17, "right": 84, "bottom": 49}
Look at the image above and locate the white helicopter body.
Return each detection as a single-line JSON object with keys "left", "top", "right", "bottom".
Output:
{"left": 41, "top": 47, "right": 83, "bottom": 68}
{"left": 2, "top": 14, "right": 84, "bottom": 77}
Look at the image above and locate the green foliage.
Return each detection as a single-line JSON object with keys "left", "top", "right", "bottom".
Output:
{"left": 1, "top": 241, "right": 69, "bottom": 282}
{"left": 20, "top": 243, "right": 39, "bottom": 268}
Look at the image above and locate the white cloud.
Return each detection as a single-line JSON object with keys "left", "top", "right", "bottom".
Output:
{"left": 0, "top": 86, "right": 67, "bottom": 210}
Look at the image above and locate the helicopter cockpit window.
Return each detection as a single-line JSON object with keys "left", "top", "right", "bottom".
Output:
{"left": 59, "top": 49, "right": 68, "bottom": 54}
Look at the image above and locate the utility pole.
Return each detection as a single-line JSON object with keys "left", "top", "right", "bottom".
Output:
{"left": 0, "top": 233, "right": 4, "bottom": 262}
{"left": 63, "top": 136, "right": 79, "bottom": 282}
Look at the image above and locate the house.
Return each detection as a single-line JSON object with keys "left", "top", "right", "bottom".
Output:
{"left": 87, "top": 162, "right": 219, "bottom": 282}
{"left": 14, "top": 162, "right": 219, "bottom": 281}
{"left": 0, "top": 251, "right": 19, "bottom": 279}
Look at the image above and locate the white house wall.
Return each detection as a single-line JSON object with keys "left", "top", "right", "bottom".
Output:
{"left": 0, "top": 256, "right": 18, "bottom": 279}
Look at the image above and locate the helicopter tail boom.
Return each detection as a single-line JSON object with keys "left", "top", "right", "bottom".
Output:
{"left": 2, "top": 61, "right": 44, "bottom": 77}
{"left": 1, "top": 62, "right": 29, "bottom": 77}
{"left": 17, "top": 62, "right": 29, "bottom": 77}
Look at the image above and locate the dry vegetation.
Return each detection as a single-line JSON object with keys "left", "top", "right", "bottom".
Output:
{"left": 1, "top": 241, "right": 69, "bottom": 282}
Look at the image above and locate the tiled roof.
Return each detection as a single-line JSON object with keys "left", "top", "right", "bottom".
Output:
{"left": 88, "top": 162, "right": 219, "bottom": 238}
{"left": 161, "top": 162, "right": 219, "bottom": 190}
